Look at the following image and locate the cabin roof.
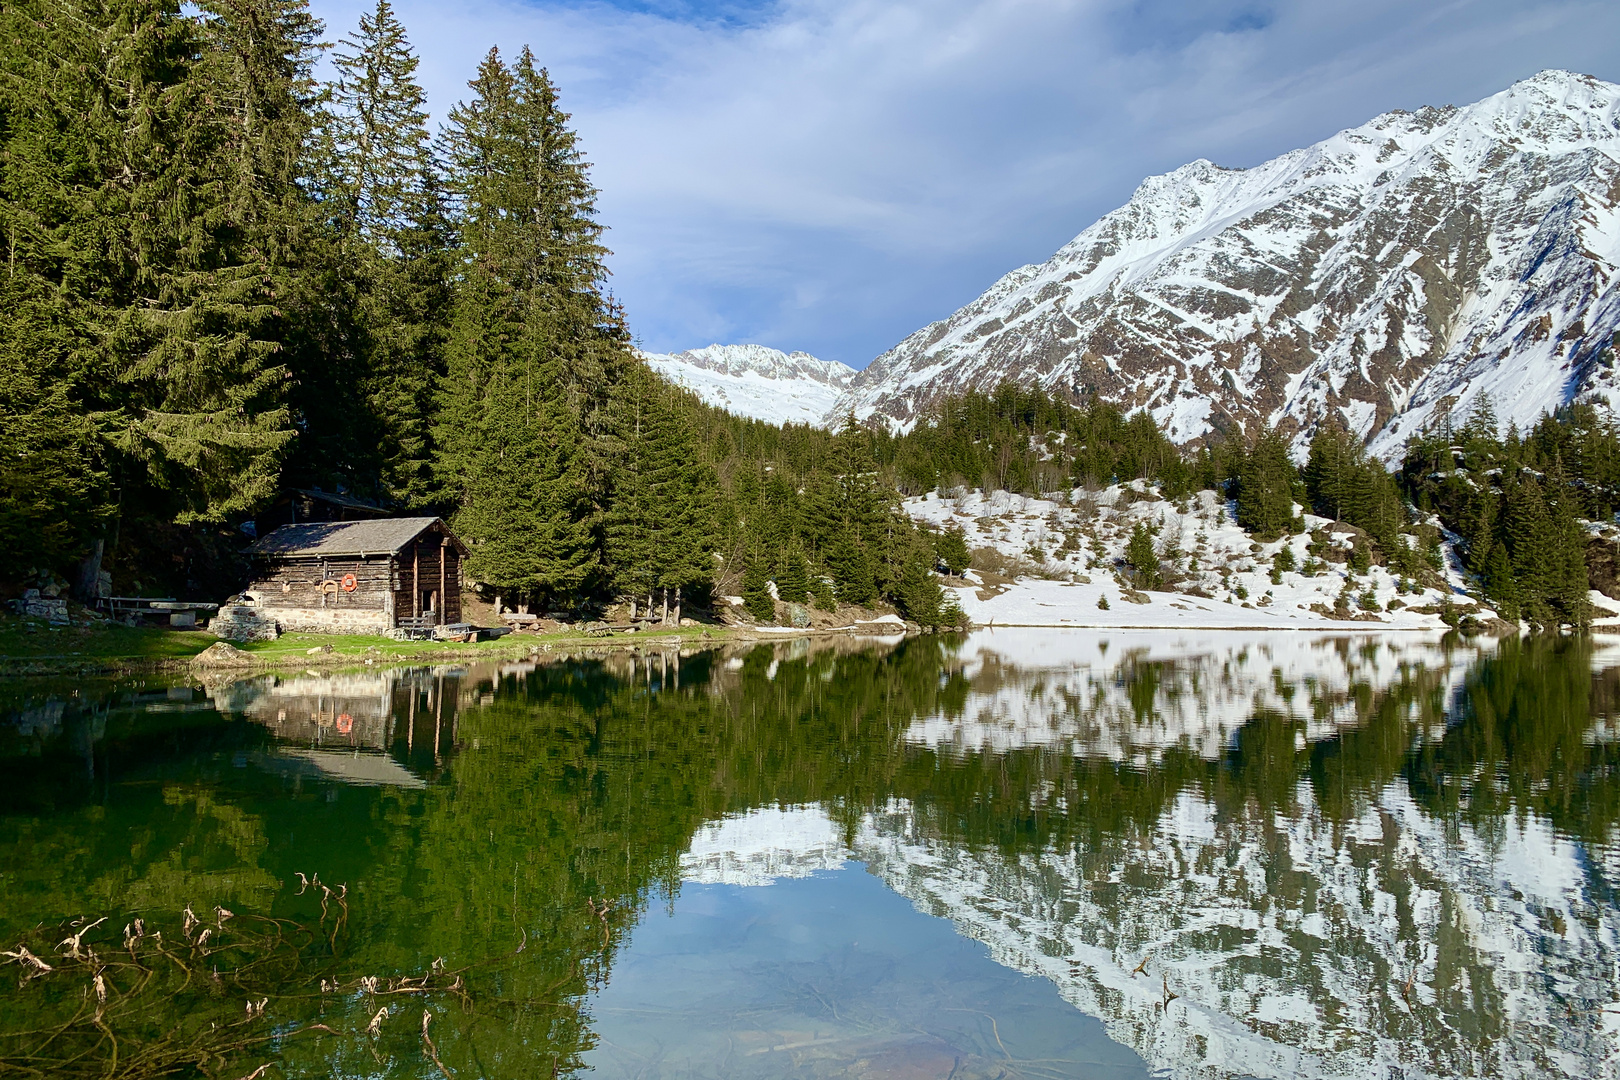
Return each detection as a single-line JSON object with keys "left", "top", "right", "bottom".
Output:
{"left": 249, "top": 517, "right": 465, "bottom": 558}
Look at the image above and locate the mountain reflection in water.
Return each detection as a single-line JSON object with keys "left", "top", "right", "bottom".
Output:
{"left": 1, "top": 630, "right": 1617, "bottom": 1079}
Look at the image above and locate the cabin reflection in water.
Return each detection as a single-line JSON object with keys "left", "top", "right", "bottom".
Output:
{"left": 205, "top": 668, "right": 466, "bottom": 785}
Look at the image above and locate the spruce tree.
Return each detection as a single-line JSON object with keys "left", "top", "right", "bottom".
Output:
{"left": 1237, "top": 428, "right": 1297, "bottom": 541}
{"left": 1125, "top": 522, "right": 1162, "bottom": 590}
{"left": 742, "top": 557, "right": 775, "bottom": 622}
{"left": 936, "top": 525, "right": 972, "bottom": 576}
{"left": 0, "top": 0, "right": 303, "bottom": 540}
{"left": 605, "top": 366, "right": 723, "bottom": 611}
{"left": 896, "top": 553, "right": 944, "bottom": 627}
{"left": 776, "top": 546, "right": 811, "bottom": 604}
{"left": 436, "top": 46, "right": 627, "bottom": 608}
{"left": 314, "top": 0, "right": 450, "bottom": 504}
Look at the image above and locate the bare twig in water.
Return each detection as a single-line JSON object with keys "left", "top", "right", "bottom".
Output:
{"left": 420, "top": 1010, "right": 454, "bottom": 1078}
{"left": 58, "top": 917, "right": 107, "bottom": 960}
{"left": 2, "top": 945, "right": 54, "bottom": 977}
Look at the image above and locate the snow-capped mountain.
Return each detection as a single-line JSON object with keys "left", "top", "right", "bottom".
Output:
{"left": 640, "top": 343, "right": 857, "bottom": 427}
{"left": 833, "top": 70, "right": 1620, "bottom": 456}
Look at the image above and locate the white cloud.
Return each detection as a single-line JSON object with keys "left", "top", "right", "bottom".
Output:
{"left": 310, "top": 0, "right": 1620, "bottom": 367}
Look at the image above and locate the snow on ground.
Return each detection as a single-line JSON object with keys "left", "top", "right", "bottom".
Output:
{"left": 906, "top": 484, "right": 1489, "bottom": 630}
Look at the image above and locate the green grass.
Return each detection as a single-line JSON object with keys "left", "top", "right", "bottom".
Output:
{"left": 242, "top": 624, "right": 723, "bottom": 663}
{"left": 0, "top": 617, "right": 214, "bottom": 662}
{"left": 0, "top": 615, "right": 729, "bottom": 670}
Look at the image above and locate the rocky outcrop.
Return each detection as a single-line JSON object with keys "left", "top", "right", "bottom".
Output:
{"left": 835, "top": 71, "right": 1620, "bottom": 458}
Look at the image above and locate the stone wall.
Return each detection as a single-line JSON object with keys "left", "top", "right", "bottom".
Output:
{"left": 265, "top": 606, "right": 391, "bottom": 635}
{"left": 208, "top": 605, "right": 280, "bottom": 643}
{"left": 209, "top": 603, "right": 391, "bottom": 640}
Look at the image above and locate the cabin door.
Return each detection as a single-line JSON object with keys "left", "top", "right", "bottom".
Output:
{"left": 420, "top": 590, "right": 438, "bottom": 619}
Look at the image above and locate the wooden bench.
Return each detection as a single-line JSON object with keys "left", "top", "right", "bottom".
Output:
{"left": 394, "top": 613, "right": 438, "bottom": 640}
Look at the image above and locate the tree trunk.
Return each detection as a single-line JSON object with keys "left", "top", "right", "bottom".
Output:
{"left": 75, "top": 538, "right": 105, "bottom": 602}
{"left": 660, "top": 588, "right": 669, "bottom": 625}
{"left": 672, "top": 598, "right": 681, "bottom": 626}
{"left": 629, "top": 597, "right": 637, "bottom": 620}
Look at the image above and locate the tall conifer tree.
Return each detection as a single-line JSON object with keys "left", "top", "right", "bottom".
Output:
{"left": 316, "top": 0, "right": 449, "bottom": 504}
{"left": 436, "top": 46, "right": 627, "bottom": 608}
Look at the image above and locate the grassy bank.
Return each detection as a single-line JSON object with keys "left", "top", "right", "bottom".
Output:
{"left": 0, "top": 616, "right": 733, "bottom": 676}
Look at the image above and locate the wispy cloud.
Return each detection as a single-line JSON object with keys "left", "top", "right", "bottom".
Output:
{"left": 310, "top": 0, "right": 1620, "bottom": 367}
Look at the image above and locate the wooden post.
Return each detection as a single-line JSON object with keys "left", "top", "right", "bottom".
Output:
{"left": 433, "top": 675, "right": 444, "bottom": 763}
{"left": 413, "top": 544, "right": 420, "bottom": 618}
{"left": 440, "top": 537, "right": 448, "bottom": 625}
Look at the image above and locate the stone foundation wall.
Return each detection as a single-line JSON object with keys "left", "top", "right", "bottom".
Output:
{"left": 270, "top": 607, "right": 392, "bottom": 635}
{"left": 211, "top": 604, "right": 390, "bottom": 639}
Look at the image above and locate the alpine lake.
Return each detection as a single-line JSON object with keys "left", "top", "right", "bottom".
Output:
{"left": 2, "top": 629, "right": 1618, "bottom": 1080}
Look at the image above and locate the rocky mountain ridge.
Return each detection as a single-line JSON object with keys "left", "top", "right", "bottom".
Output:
{"left": 831, "top": 70, "right": 1620, "bottom": 456}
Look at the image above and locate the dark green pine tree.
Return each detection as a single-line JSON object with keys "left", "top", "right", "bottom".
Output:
{"left": 935, "top": 525, "right": 972, "bottom": 576}
{"left": 1503, "top": 474, "right": 1556, "bottom": 625}
{"left": 807, "top": 417, "right": 888, "bottom": 603}
{"left": 1125, "top": 522, "right": 1162, "bottom": 590}
{"left": 776, "top": 546, "right": 811, "bottom": 604}
{"left": 1480, "top": 540, "right": 1520, "bottom": 621}
{"left": 315, "top": 0, "right": 451, "bottom": 505}
{"left": 435, "top": 47, "right": 603, "bottom": 607}
{"left": 605, "top": 366, "right": 724, "bottom": 617}
{"left": 1237, "top": 428, "right": 1298, "bottom": 541}
{"left": 893, "top": 528, "right": 945, "bottom": 626}
{"left": 0, "top": 0, "right": 308, "bottom": 565}
{"left": 741, "top": 556, "right": 776, "bottom": 623}
{"left": 1544, "top": 460, "right": 1592, "bottom": 628}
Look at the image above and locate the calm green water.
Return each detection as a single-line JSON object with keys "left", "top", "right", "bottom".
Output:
{"left": 2, "top": 630, "right": 1618, "bottom": 1079}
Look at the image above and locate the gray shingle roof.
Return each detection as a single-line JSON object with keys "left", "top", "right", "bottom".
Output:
{"left": 250, "top": 517, "right": 461, "bottom": 557}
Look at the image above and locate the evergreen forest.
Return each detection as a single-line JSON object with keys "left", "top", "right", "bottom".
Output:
{"left": 2, "top": 0, "right": 1616, "bottom": 630}
{"left": 0, "top": 0, "right": 962, "bottom": 624}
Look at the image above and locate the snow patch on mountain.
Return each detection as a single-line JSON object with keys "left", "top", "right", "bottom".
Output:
{"left": 641, "top": 344, "right": 856, "bottom": 427}
{"left": 903, "top": 484, "right": 1486, "bottom": 629}
{"left": 834, "top": 70, "right": 1620, "bottom": 457}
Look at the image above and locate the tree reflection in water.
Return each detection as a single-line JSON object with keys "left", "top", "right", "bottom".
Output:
{"left": 0, "top": 630, "right": 1615, "bottom": 1078}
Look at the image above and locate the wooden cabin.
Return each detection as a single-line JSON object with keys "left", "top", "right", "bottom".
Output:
{"left": 243, "top": 518, "right": 467, "bottom": 635}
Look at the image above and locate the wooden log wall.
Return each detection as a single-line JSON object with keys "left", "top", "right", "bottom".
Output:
{"left": 392, "top": 536, "right": 463, "bottom": 624}
{"left": 249, "top": 556, "right": 395, "bottom": 611}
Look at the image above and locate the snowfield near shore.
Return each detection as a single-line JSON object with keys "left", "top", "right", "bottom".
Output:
{"left": 904, "top": 484, "right": 1491, "bottom": 630}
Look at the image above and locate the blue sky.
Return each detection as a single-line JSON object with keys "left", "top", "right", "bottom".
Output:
{"left": 309, "top": 0, "right": 1620, "bottom": 369}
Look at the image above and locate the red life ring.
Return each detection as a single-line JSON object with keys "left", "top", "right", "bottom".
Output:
{"left": 335, "top": 713, "right": 354, "bottom": 735}
{"left": 340, "top": 573, "right": 357, "bottom": 592}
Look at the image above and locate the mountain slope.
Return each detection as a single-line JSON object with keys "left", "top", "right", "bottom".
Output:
{"left": 641, "top": 343, "right": 856, "bottom": 427}
{"left": 833, "top": 70, "right": 1620, "bottom": 455}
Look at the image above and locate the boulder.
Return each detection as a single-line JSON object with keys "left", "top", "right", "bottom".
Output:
{"left": 191, "top": 641, "right": 257, "bottom": 668}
